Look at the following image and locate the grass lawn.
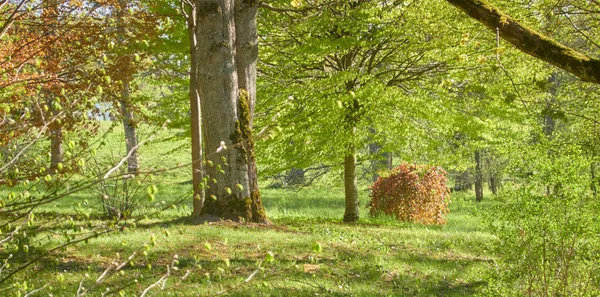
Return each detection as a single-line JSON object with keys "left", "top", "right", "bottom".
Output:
{"left": 0, "top": 125, "right": 499, "bottom": 296}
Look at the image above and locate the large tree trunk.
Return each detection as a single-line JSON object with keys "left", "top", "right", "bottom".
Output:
{"left": 445, "top": 0, "right": 600, "bottom": 84}
{"left": 475, "top": 150, "right": 483, "bottom": 202}
{"left": 234, "top": 0, "right": 266, "bottom": 222}
{"left": 343, "top": 127, "right": 360, "bottom": 222}
{"left": 195, "top": 0, "right": 266, "bottom": 223}
{"left": 185, "top": 2, "right": 205, "bottom": 216}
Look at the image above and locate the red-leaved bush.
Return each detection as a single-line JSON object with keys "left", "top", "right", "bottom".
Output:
{"left": 368, "top": 163, "right": 450, "bottom": 225}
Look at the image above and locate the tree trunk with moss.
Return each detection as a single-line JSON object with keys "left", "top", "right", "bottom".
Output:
{"left": 446, "top": 0, "right": 600, "bottom": 83}
{"left": 234, "top": 0, "right": 266, "bottom": 221}
{"left": 194, "top": 0, "right": 267, "bottom": 223}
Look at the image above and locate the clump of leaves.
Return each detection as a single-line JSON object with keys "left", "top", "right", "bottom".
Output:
{"left": 368, "top": 163, "right": 450, "bottom": 225}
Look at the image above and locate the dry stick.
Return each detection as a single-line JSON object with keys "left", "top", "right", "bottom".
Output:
{"left": 0, "top": 254, "right": 13, "bottom": 278}
{"left": 216, "top": 261, "right": 263, "bottom": 295}
{"left": 139, "top": 266, "right": 170, "bottom": 297}
{"left": 0, "top": 227, "right": 19, "bottom": 245}
{"left": 23, "top": 285, "right": 48, "bottom": 297}
{"left": 76, "top": 252, "right": 139, "bottom": 297}
{"left": 563, "top": 12, "right": 600, "bottom": 51}
{"left": 0, "top": 0, "right": 26, "bottom": 39}
{"left": 0, "top": 229, "right": 113, "bottom": 286}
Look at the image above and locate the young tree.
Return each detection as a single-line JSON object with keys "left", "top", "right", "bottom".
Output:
{"left": 258, "top": 0, "right": 453, "bottom": 222}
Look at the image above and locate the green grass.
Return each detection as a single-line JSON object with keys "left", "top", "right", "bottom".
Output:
{"left": 0, "top": 125, "right": 499, "bottom": 296}
{"left": 4, "top": 188, "right": 498, "bottom": 297}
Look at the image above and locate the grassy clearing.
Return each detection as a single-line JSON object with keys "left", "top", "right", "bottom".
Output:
{"left": 7, "top": 188, "right": 498, "bottom": 296}
{"left": 1, "top": 126, "right": 499, "bottom": 296}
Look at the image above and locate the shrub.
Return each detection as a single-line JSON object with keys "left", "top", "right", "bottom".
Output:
{"left": 368, "top": 163, "right": 450, "bottom": 225}
{"left": 482, "top": 141, "right": 600, "bottom": 296}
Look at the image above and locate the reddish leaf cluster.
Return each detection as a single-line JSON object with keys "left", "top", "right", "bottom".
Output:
{"left": 368, "top": 163, "right": 450, "bottom": 225}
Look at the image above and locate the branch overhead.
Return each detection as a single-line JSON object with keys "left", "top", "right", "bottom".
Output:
{"left": 446, "top": 0, "right": 600, "bottom": 84}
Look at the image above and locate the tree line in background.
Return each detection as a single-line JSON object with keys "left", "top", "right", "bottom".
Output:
{"left": 1, "top": 0, "right": 600, "bottom": 295}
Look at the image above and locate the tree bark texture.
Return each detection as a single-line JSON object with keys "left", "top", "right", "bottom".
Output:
{"left": 119, "top": 92, "right": 139, "bottom": 174}
{"left": 343, "top": 131, "right": 360, "bottom": 222}
{"left": 343, "top": 153, "right": 360, "bottom": 222}
{"left": 234, "top": 0, "right": 266, "bottom": 222}
{"left": 194, "top": 0, "right": 266, "bottom": 223}
{"left": 186, "top": 3, "right": 205, "bottom": 216}
{"left": 475, "top": 150, "right": 483, "bottom": 202}
{"left": 446, "top": 0, "right": 600, "bottom": 84}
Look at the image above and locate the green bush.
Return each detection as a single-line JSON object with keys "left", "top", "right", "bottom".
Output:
{"left": 483, "top": 142, "right": 600, "bottom": 296}
{"left": 367, "top": 163, "right": 450, "bottom": 225}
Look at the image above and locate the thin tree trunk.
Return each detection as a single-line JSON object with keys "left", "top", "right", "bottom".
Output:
{"left": 475, "top": 150, "right": 483, "bottom": 202}
{"left": 44, "top": 1, "right": 62, "bottom": 173}
{"left": 49, "top": 108, "right": 63, "bottom": 172}
{"left": 343, "top": 128, "right": 359, "bottom": 222}
{"left": 117, "top": 0, "right": 139, "bottom": 174}
{"left": 592, "top": 162, "right": 597, "bottom": 198}
{"left": 489, "top": 175, "right": 498, "bottom": 195}
{"left": 185, "top": 2, "right": 205, "bottom": 216}
{"left": 119, "top": 90, "right": 138, "bottom": 174}
{"left": 543, "top": 74, "right": 558, "bottom": 138}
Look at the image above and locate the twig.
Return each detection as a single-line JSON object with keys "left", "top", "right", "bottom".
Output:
{"left": 139, "top": 266, "right": 170, "bottom": 297}
{"left": 244, "top": 260, "right": 262, "bottom": 283}
{"left": 23, "top": 285, "right": 47, "bottom": 297}
{"left": 216, "top": 261, "right": 263, "bottom": 295}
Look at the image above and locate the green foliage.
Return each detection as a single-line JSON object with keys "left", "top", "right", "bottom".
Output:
{"left": 483, "top": 140, "right": 600, "bottom": 296}
{"left": 368, "top": 163, "right": 450, "bottom": 225}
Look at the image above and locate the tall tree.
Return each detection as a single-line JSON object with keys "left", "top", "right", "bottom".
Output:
{"left": 188, "top": 0, "right": 267, "bottom": 222}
